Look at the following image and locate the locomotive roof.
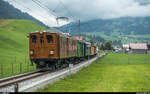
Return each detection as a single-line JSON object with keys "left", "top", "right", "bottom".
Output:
{"left": 30, "top": 27, "right": 63, "bottom": 34}
{"left": 30, "top": 29, "right": 90, "bottom": 44}
{"left": 85, "top": 41, "right": 91, "bottom": 45}
{"left": 30, "top": 30, "right": 77, "bottom": 40}
{"left": 30, "top": 30, "right": 57, "bottom": 34}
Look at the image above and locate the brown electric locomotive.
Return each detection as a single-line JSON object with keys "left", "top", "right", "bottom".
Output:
{"left": 29, "top": 30, "right": 98, "bottom": 70}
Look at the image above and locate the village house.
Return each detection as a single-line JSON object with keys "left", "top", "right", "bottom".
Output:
{"left": 128, "top": 43, "right": 148, "bottom": 54}
{"left": 147, "top": 44, "right": 150, "bottom": 52}
{"left": 122, "top": 44, "right": 129, "bottom": 53}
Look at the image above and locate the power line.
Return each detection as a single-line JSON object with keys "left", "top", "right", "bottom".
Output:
{"left": 11, "top": 0, "right": 51, "bottom": 28}
{"left": 52, "top": 1, "right": 61, "bottom": 13}
{"left": 58, "top": 0, "right": 78, "bottom": 21}
{"left": 52, "top": 0, "right": 80, "bottom": 34}
{"left": 32, "top": 0, "right": 71, "bottom": 27}
{"left": 12, "top": 0, "right": 52, "bottom": 21}
{"left": 32, "top": 0, "right": 57, "bottom": 18}
{"left": 11, "top": 0, "right": 78, "bottom": 33}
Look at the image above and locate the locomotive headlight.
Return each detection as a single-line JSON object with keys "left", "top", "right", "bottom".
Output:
{"left": 30, "top": 50, "right": 34, "bottom": 55}
{"left": 50, "top": 50, "right": 54, "bottom": 55}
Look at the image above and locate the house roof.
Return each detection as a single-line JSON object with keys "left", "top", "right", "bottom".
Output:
{"left": 72, "top": 36, "right": 84, "bottom": 40}
{"left": 122, "top": 44, "right": 129, "bottom": 49}
{"left": 129, "top": 43, "right": 148, "bottom": 50}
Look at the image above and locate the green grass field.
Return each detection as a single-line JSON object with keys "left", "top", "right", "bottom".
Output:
{"left": 38, "top": 53, "right": 150, "bottom": 92}
{"left": 0, "top": 19, "right": 47, "bottom": 78}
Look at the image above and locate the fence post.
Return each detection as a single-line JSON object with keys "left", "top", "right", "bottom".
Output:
{"left": 14, "top": 56, "right": 16, "bottom": 64}
{"left": 128, "top": 57, "right": 129, "bottom": 64}
{"left": 25, "top": 56, "right": 26, "bottom": 72}
{"left": 69, "top": 64, "right": 73, "bottom": 74}
{"left": 12, "top": 63, "right": 14, "bottom": 74}
{"left": 32, "top": 63, "right": 34, "bottom": 71}
{"left": 14, "top": 83, "right": 19, "bottom": 92}
{"left": 20, "top": 63, "right": 22, "bottom": 73}
{"left": 1, "top": 64, "right": 3, "bottom": 78}
{"left": 27, "top": 61, "right": 29, "bottom": 72}
{"left": 96, "top": 60, "right": 98, "bottom": 63}
{"left": 25, "top": 56, "right": 26, "bottom": 63}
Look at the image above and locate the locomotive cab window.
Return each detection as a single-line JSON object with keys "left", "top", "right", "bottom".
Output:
{"left": 40, "top": 36, "right": 44, "bottom": 43}
{"left": 31, "top": 35, "right": 37, "bottom": 43}
{"left": 47, "top": 35, "right": 53, "bottom": 43}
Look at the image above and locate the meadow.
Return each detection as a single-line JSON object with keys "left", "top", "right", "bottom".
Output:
{"left": 38, "top": 53, "right": 150, "bottom": 92}
{"left": 0, "top": 20, "right": 47, "bottom": 78}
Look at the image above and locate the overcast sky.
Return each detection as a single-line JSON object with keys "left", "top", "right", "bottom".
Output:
{"left": 4, "top": 0, "right": 150, "bottom": 27}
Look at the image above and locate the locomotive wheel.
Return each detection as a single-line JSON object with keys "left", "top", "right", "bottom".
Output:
{"left": 61, "top": 63, "right": 66, "bottom": 68}
{"left": 52, "top": 65, "right": 55, "bottom": 70}
{"left": 55, "top": 65, "right": 58, "bottom": 70}
{"left": 56, "top": 63, "right": 60, "bottom": 69}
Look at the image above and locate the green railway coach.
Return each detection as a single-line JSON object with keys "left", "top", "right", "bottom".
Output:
{"left": 77, "top": 40, "right": 85, "bottom": 57}
{"left": 84, "top": 42, "right": 91, "bottom": 56}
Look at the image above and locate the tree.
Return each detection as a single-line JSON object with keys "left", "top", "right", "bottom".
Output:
{"left": 100, "top": 44, "right": 105, "bottom": 50}
{"left": 104, "top": 41, "right": 113, "bottom": 50}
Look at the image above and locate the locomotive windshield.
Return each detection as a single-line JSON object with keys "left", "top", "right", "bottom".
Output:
{"left": 40, "top": 36, "right": 44, "bottom": 43}
{"left": 31, "top": 35, "right": 37, "bottom": 43}
{"left": 47, "top": 35, "right": 53, "bottom": 43}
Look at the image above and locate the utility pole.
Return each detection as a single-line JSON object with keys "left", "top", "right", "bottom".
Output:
{"left": 78, "top": 19, "right": 80, "bottom": 38}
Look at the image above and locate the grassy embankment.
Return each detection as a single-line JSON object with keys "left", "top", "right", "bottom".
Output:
{"left": 0, "top": 19, "right": 47, "bottom": 78}
{"left": 38, "top": 53, "right": 150, "bottom": 92}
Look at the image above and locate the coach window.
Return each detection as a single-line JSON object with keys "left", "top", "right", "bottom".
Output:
{"left": 47, "top": 35, "right": 53, "bottom": 43}
{"left": 31, "top": 35, "right": 37, "bottom": 44}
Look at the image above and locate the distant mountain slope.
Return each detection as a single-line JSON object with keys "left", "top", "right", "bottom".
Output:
{"left": 59, "top": 17, "right": 150, "bottom": 45}
{"left": 0, "top": 0, "right": 48, "bottom": 28}
{"left": 134, "top": 0, "right": 150, "bottom": 5}
{"left": 60, "top": 17, "right": 150, "bottom": 35}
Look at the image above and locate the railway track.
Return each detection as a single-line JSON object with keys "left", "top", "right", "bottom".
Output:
{"left": 0, "top": 66, "right": 68, "bottom": 89}
{"left": 0, "top": 71, "right": 38, "bottom": 84}
{"left": 0, "top": 71, "right": 46, "bottom": 88}
{"left": 0, "top": 53, "right": 106, "bottom": 92}
{"left": 0, "top": 61, "right": 75, "bottom": 89}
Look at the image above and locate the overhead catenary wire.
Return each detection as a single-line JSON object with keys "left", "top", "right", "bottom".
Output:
{"left": 11, "top": 0, "right": 65, "bottom": 33}
{"left": 52, "top": 1, "right": 62, "bottom": 13}
{"left": 32, "top": 0, "right": 71, "bottom": 27}
{"left": 31, "top": 0, "right": 66, "bottom": 29}
{"left": 36, "top": 0, "right": 58, "bottom": 17}
{"left": 58, "top": 0, "right": 78, "bottom": 21}
{"left": 11, "top": 0, "right": 57, "bottom": 33}
{"left": 31, "top": 0, "right": 81, "bottom": 35}
{"left": 32, "top": 0, "right": 77, "bottom": 22}
{"left": 53, "top": 0, "right": 80, "bottom": 34}
{"left": 10, "top": 0, "right": 79, "bottom": 33}
{"left": 11, "top": 0, "right": 49, "bottom": 23}
{"left": 31, "top": 0, "right": 57, "bottom": 19}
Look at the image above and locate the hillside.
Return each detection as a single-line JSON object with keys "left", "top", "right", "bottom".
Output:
{"left": 0, "top": 19, "right": 47, "bottom": 78}
{"left": 135, "top": 0, "right": 150, "bottom": 5}
{"left": 60, "top": 17, "right": 150, "bottom": 45}
{"left": 0, "top": 0, "right": 48, "bottom": 28}
{"left": 0, "top": 19, "right": 46, "bottom": 57}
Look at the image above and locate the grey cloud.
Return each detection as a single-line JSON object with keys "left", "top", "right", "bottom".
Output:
{"left": 4, "top": 0, "right": 150, "bottom": 27}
